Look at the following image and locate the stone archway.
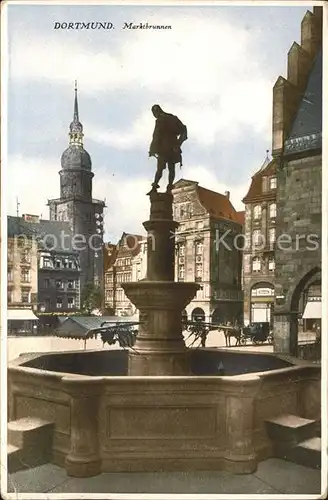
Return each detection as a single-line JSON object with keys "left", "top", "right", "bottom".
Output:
{"left": 289, "top": 267, "right": 321, "bottom": 356}
{"left": 191, "top": 307, "right": 205, "bottom": 322}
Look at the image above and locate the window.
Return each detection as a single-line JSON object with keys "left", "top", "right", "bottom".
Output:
{"left": 195, "top": 263, "right": 203, "bottom": 282}
{"left": 44, "top": 278, "right": 50, "bottom": 288}
{"left": 67, "top": 280, "right": 75, "bottom": 289}
{"left": 55, "top": 259, "right": 61, "bottom": 269}
{"left": 179, "top": 266, "right": 185, "bottom": 281}
{"left": 197, "top": 221, "right": 204, "bottom": 229}
{"left": 269, "top": 177, "right": 277, "bottom": 189}
{"left": 44, "top": 298, "right": 51, "bottom": 310}
{"left": 252, "top": 230, "right": 262, "bottom": 246}
{"left": 21, "top": 268, "right": 30, "bottom": 283}
{"left": 269, "top": 228, "right": 276, "bottom": 243}
{"left": 269, "top": 203, "right": 276, "bottom": 219}
{"left": 56, "top": 297, "right": 63, "bottom": 309}
{"left": 68, "top": 261, "right": 74, "bottom": 269}
{"left": 253, "top": 205, "right": 262, "bottom": 220}
{"left": 67, "top": 297, "right": 75, "bottom": 309}
{"left": 7, "top": 267, "right": 13, "bottom": 281}
{"left": 105, "top": 290, "right": 113, "bottom": 301}
{"left": 43, "top": 258, "right": 53, "bottom": 268}
{"left": 179, "top": 244, "right": 185, "bottom": 256}
{"left": 268, "top": 258, "right": 275, "bottom": 271}
{"left": 63, "top": 258, "right": 69, "bottom": 268}
{"left": 195, "top": 242, "right": 203, "bottom": 255}
{"left": 252, "top": 257, "right": 261, "bottom": 272}
{"left": 21, "top": 249, "right": 31, "bottom": 263}
{"left": 21, "top": 289, "right": 30, "bottom": 303}
{"left": 55, "top": 279, "right": 63, "bottom": 289}
{"left": 262, "top": 176, "right": 268, "bottom": 193}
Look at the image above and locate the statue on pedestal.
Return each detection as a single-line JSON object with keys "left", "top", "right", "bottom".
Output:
{"left": 147, "top": 105, "right": 188, "bottom": 194}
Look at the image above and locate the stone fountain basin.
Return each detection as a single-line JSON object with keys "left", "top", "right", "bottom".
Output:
{"left": 8, "top": 349, "right": 320, "bottom": 477}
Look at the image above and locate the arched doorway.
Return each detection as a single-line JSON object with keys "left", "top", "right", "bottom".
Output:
{"left": 191, "top": 307, "right": 205, "bottom": 322}
{"left": 250, "top": 282, "right": 274, "bottom": 325}
{"left": 289, "top": 267, "right": 321, "bottom": 356}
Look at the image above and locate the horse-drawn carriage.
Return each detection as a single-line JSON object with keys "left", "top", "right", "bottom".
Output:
{"left": 240, "top": 322, "right": 273, "bottom": 345}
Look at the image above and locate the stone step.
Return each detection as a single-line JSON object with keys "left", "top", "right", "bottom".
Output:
{"left": 265, "top": 414, "right": 316, "bottom": 445}
{"left": 294, "top": 437, "right": 321, "bottom": 469}
{"left": 7, "top": 444, "right": 27, "bottom": 473}
{"left": 8, "top": 417, "right": 54, "bottom": 471}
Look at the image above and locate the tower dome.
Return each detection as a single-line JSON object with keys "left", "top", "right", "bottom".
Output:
{"left": 61, "top": 81, "right": 92, "bottom": 171}
{"left": 61, "top": 146, "right": 92, "bottom": 171}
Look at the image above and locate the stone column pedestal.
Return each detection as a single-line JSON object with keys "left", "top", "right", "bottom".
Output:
{"left": 62, "top": 378, "right": 103, "bottom": 477}
{"left": 122, "top": 191, "right": 199, "bottom": 376}
{"left": 223, "top": 377, "right": 261, "bottom": 473}
{"left": 273, "top": 311, "right": 298, "bottom": 356}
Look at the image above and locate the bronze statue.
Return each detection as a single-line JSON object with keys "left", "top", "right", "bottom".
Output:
{"left": 148, "top": 105, "right": 187, "bottom": 194}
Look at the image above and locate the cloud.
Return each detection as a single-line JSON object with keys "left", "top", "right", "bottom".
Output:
{"left": 9, "top": 13, "right": 272, "bottom": 147}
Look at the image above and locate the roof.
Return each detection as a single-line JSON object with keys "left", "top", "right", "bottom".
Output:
{"left": 285, "top": 48, "right": 322, "bottom": 155}
{"left": 173, "top": 179, "right": 242, "bottom": 225}
{"left": 236, "top": 211, "right": 245, "bottom": 225}
{"left": 196, "top": 186, "right": 241, "bottom": 224}
{"left": 7, "top": 216, "right": 77, "bottom": 253}
{"left": 55, "top": 315, "right": 139, "bottom": 339}
{"left": 243, "top": 159, "right": 277, "bottom": 203}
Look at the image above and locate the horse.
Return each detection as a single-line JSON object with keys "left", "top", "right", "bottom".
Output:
{"left": 219, "top": 323, "right": 242, "bottom": 347}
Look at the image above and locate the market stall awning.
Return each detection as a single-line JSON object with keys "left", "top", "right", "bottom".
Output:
{"left": 7, "top": 309, "right": 38, "bottom": 321}
{"left": 302, "top": 300, "right": 321, "bottom": 319}
{"left": 55, "top": 315, "right": 139, "bottom": 339}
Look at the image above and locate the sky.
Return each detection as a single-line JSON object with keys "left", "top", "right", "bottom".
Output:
{"left": 4, "top": 1, "right": 313, "bottom": 242}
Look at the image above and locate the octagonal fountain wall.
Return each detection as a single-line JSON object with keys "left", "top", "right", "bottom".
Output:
{"left": 8, "top": 348, "right": 320, "bottom": 477}
{"left": 7, "top": 192, "right": 321, "bottom": 477}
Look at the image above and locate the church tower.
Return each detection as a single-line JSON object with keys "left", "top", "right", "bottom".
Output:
{"left": 48, "top": 83, "right": 105, "bottom": 300}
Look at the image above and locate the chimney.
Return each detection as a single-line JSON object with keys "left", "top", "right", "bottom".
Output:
{"left": 23, "top": 214, "right": 40, "bottom": 223}
{"left": 224, "top": 191, "right": 230, "bottom": 200}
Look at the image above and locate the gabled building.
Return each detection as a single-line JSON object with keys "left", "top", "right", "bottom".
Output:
{"left": 48, "top": 83, "right": 105, "bottom": 297}
{"left": 242, "top": 153, "right": 277, "bottom": 325}
{"left": 104, "top": 233, "right": 143, "bottom": 316}
{"left": 7, "top": 214, "right": 81, "bottom": 331}
{"left": 172, "top": 179, "right": 244, "bottom": 324}
{"left": 272, "top": 7, "right": 322, "bottom": 355}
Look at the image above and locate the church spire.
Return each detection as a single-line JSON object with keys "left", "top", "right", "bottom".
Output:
{"left": 69, "top": 80, "right": 84, "bottom": 147}
{"left": 73, "top": 80, "right": 79, "bottom": 122}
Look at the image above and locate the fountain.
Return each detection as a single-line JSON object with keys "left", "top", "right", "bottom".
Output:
{"left": 8, "top": 189, "right": 321, "bottom": 478}
{"left": 7, "top": 113, "right": 321, "bottom": 478}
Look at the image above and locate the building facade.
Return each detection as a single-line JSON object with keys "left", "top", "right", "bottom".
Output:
{"left": 104, "top": 233, "right": 142, "bottom": 316}
{"left": 8, "top": 215, "right": 81, "bottom": 316}
{"left": 48, "top": 84, "right": 105, "bottom": 298}
{"left": 272, "top": 7, "right": 322, "bottom": 355}
{"left": 172, "top": 179, "right": 244, "bottom": 324}
{"left": 103, "top": 181, "right": 244, "bottom": 323}
{"left": 242, "top": 155, "right": 277, "bottom": 326}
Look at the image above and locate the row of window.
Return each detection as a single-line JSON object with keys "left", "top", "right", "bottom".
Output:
{"left": 8, "top": 290, "right": 31, "bottom": 304}
{"left": 105, "top": 289, "right": 126, "bottom": 302}
{"left": 116, "top": 258, "right": 131, "bottom": 267}
{"left": 44, "top": 279, "right": 79, "bottom": 290}
{"left": 252, "top": 228, "right": 276, "bottom": 245}
{"left": 42, "top": 297, "right": 76, "bottom": 309}
{"left": 178, "top": 263, "right": 203, "bottom": 281}
{"left": 252, "top": 257, "right": 275, "bottom": 272}
{"left": 178, "top": 242, "right": 203, "bottom": 255}
{"left": 253, "top": 203, "right": 276, "bottom": 220}
{"left": 8, "top": 268, "right": 31, "bottom": 283}
{"left": 41, "top": 257, "right": 79, "bottom": 270}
